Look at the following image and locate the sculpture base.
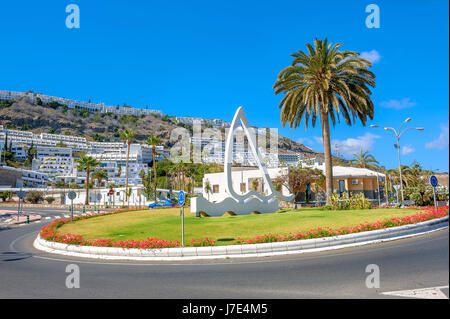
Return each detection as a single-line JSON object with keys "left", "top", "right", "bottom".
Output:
{"left": 191, "top": 197, "right": 280, "bottom": 217}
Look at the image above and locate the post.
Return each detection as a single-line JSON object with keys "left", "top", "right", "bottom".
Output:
{"left": 17, "top": 197, "right": 20, "bottom": 222}
{"left": 376, "top": 172, "right": 381, "bottom": 207}
{"left": 181, "top": 206, "right": 184, "bottom": 247}
{"left": 71, "top": 199, "right": 74, "bottom": 221}
{"left": 432, "top": 186, "right": 437, "bottom": 210}
{"left": 396, "top": 136, "right": 405, "bottom": 206}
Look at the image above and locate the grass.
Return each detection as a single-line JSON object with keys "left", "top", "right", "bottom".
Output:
{"left": 55, "top": 207, "right": 422, "bottom": 245}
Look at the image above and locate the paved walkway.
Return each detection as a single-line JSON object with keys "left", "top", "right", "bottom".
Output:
{"left": 0, "top": 210, "right": 41, "bottom": 225}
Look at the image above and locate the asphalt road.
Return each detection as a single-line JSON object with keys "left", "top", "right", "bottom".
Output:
{"left": 0, "top": 208, "right": 448, "bottom": 299}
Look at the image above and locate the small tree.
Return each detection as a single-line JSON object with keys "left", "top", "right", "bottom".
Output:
{"left": 0, "top": 191, "right": 12, "bottom": 202}
{"left": 204, "top": 180, "right": 212, "bottom": 201}
{"left": 25, "top": 191, "right": 44, "bottom": 204}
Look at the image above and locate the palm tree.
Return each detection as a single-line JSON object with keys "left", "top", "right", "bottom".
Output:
{"left": 92, "top": 168, "right": 108, "bottom": 188}
{"left": 204, "top": 180, "right": 212, "bottom": 201}
{"left": 92, "top": 168, "right": 108, "bottom": 205}
{"left": 119, "top": 128, "right": 135, "bottom": 203}
{"left": 273, "top": 38, "right": 376, "bottom": 204}
{"left": 351, "top": 150, "right": 379, "bottom": 169}
{"left": 145, "top": 135, "right": 161, "bottom": 202}
{"left": 77, "top": 155, "right": 100, "bottom": 205}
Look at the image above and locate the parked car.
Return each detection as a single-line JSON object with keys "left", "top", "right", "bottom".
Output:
{"left": 148, "top": 199, "right": 176, "bottom": 209}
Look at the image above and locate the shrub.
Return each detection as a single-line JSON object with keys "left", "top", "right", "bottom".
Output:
{"left": 330, "top": 192, "right": 371, "bottom": 210}
{"left": 25, "top": 191, "right": 44, "bottom": 204}
{"left": 45, "top": 197, "right": 56, "bottom": 204}
{"left": 0, "top": 191, "right": 12, "bottom": 202}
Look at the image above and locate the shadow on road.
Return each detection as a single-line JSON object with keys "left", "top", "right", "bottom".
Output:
{"left": 0, "top": 251, "right": 33, "bottom": 262}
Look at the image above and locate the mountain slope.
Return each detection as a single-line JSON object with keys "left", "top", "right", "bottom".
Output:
{"left": 0, "top": 96, "right": 322, "bottom": 159}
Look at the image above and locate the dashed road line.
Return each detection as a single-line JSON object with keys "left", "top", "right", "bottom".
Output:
{"left": 381, "top": 286, "right": 449, "bottom": 299}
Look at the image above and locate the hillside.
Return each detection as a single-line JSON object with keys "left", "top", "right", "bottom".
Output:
{"left": 0, "top": 96, "right": 322, "bottom": 158}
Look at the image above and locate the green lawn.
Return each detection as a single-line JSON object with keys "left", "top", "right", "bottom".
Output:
{"left": 55, "top": 207, "right": 422, "bottom": 245}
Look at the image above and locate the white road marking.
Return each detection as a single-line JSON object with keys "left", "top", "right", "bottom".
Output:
{"left": 381, "top": 286, "right": 449, "bottom": 299}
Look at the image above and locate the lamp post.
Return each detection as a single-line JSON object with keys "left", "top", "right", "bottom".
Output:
{"left": 371, "top": 118, "right": 424, "bottom": 207}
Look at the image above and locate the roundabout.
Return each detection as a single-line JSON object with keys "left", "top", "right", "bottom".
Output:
{"left": 0, "top": 211, "right": 448, "bottom": 299}
{"left": 32, "top": 206, "right": 449, "bottom": 261}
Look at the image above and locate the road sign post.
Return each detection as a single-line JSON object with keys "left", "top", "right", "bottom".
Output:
{"left": 178, "top": 191, "right": 185, "bottom": 247}
{"left": 16, "top": 190, "right": 26, "bottom": 222}
{"left": 430, "top": 175, "right": 438, "bottom": 210}
{"left": 68, "top": 191, "right": 77, "bottom": 221}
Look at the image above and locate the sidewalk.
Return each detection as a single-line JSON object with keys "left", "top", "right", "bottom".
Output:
{"left": 0, "top": 210, "right": 41, "bottom": 225}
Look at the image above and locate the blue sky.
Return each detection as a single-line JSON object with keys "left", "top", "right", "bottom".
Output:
{"left": 0, "top": 0, "right": 448, "bottom": 171}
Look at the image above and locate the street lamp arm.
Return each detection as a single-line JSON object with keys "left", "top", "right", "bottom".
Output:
{"left": 398, "top": 118, "right": 411, "bottom": 134}
{"left": 384, "top": 127, "right": 398, "bottom": 137}
{"left": 398, "top": 127, "right": 424, "bottom": 139}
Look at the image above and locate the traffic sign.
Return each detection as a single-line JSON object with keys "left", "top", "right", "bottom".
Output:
{"left": 108, "top": 189, "right": 114, "bottom": 196}
{"left": 16, "top": 190, "right": 26, "bottom": 199}
{"left": 68, "top": 191, "right": 77, "bottom": 200}
{"left": 178, "top": 190, "right": 185, "bottom": 206}
{"left": 430, "top": 175, "right": 438, "bottom": 188}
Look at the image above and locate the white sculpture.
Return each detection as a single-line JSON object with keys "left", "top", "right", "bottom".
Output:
{"left": 191, "top": 107, "right": 294, "bottom": 216}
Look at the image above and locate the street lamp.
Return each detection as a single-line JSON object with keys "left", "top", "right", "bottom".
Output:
{"left": 370, "top": 118, "right": 424, "bottom": 207}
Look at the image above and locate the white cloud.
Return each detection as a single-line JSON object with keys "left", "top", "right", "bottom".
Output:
{"left": 329, "top": 133, "right": 380, "bottom": 157}
{"left": 401, "top": 144, "right": 415, "bottom": 155}
{"left": 380, "top": 98, "right": 416, "bottom": 110}
{"left": 426, "top": 124, "right": 449, "bottom": 150}
{"left": 313, "top": 136, "right": 323, "bottom": 144}
{"left": 360, "top": 50, "right": 381, "bottom": 64}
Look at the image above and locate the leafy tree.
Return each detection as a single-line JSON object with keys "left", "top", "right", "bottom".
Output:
{"left": 274, "top": 165, "right": 325, "bottom": 201}
{"left": 273, "top": 38, "right": 376, "bottom": 204}
{"left": 25, "top": 191, "right": 44, "bottom": 204}
{"left": 0, "top": 191, "right": 12, "bottom": 202}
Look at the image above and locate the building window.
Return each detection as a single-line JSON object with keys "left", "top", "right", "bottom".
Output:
{"left": 213, "top": 185, "right": 219, "bottom": 193}
{"left": 352, "top": 179, "right": 359, "bottom": 185}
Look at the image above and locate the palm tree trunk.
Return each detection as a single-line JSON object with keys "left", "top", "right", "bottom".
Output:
{"left": 320, "top": 108, "right": 333, "bottom": 205}
{"left": 125, "top": 142, "right": 130, "bottom": 203}
{"left": 85, "top": 169, "right": 90, "bottom": 205}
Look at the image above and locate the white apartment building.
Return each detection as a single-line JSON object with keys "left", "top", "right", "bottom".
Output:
{"left": 278, "top": 151, "right": 303, "bottom": 166}
{"left": 0, "top": 90, "right": 163, "bottom": 118}
{"left": 176, "top": 116, "right": 230, "bottom": 128}
{"left": 87, "top": 151, "right": 148, "bottom": 186}
{"left": 0, "top": 165, "right": 49, "bottom": 188}
{"left": 32, "top": 146, "right": 74, "bottom": 178}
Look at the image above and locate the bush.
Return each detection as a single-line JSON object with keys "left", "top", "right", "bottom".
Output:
{"left": 0, "top": 191, "right": 12, "bottom": 202}
{"left": 45, "top": 197, "right": 56, "bottom": 204}
{"left": 25, "top": 191, "right": 44, "bottom": 204}
{"left": 330, "top": 192, "right": 371, "bottom": 210}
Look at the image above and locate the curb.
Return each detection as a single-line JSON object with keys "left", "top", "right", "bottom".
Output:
{"left": 33, "top": 216, "right": 449, "bottom": 261}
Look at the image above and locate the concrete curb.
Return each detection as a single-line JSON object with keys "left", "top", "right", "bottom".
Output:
{"left": 33, "top": 216, "right": 449, "bottom": 261}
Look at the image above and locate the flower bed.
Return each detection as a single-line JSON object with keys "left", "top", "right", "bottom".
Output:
{"left": 39, "top": 206, "right": 448, "bottom": 248}
{"left": 234, "top": 206, "right": 448, "bottom": 244}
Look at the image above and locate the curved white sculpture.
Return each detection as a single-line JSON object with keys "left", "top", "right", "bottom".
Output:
{"left": 191, "top": 106, "right": 294, "bottom": 216}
